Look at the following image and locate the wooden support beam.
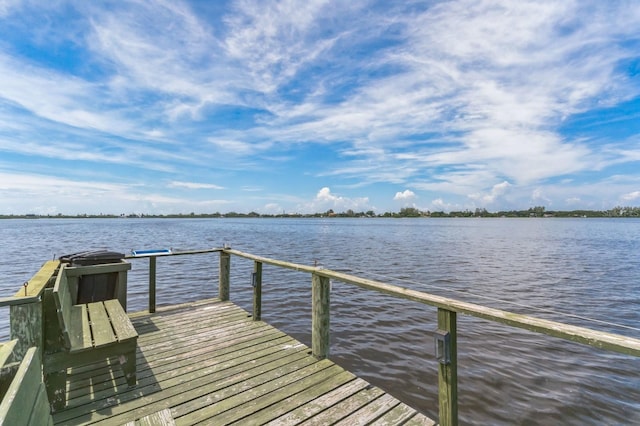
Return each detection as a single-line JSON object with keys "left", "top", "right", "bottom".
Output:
{"left": 252, "top": 261, "right": 262, "bottom": 321}
{"left": 437, "top": 308, "right": 458, "bottom": 426}
{"left": 219, "top": 251, "right": 230, "bottom": 301}
{"left": 117, "top": 270, "right": 128, "bottom": 312}
{"left": 9, "top": 301, "right": 42, "bottom": 361}
{"left": 312, "top": 273, "right": 330, "bottom": 360}
{"left": 149, "top": 257, "right": 156, "bottom": 314}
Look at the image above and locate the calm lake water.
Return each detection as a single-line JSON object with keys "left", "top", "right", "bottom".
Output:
{"left": 1, "top": 217, "right": 639, "bottom": 424}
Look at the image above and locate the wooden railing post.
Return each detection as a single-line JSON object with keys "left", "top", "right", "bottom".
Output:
{"left": 312, "top": 273, "right": 330, "bottom": 360}
{"left": 149, "top": 256, "right": 156, "bottom": 313}
{"left": 437, "top": 307, "right": 458, "bottom": 426}
{"left": 219, "top": 251, "right": 230, "bottom": 301}
{"left": 252, "top": 261, "right": 262, "bottom": 321}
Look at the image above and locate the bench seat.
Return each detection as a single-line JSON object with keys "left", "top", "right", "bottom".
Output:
{"left": 44, "top": 264, "right": 138, "bottom": 411}
{"left": 66, "top": 299, "right": 138, "bottom": 352}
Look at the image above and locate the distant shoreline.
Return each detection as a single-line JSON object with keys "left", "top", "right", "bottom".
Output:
{"left": 2, "top": 207, "right": 640, "bottom": 220}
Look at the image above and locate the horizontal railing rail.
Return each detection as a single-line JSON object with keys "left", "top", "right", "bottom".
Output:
{"left": 124, "top": 248, "right": 222, "bottom": 259}
{"left": 0, "top": 296, "right": 41, "bottom": 307}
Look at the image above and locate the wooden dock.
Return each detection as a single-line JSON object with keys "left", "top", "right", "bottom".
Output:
{"left": 3, "top": 248, "right": 639, "bottom": 425}
{"left": 52, "top": 298, "right": 436, "bottom": 425}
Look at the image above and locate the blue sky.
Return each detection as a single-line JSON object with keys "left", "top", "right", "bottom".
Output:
{"left": 1, "top": 0, "right": 640, "bottom": 215}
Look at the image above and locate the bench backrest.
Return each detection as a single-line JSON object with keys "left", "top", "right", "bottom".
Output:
{"left": 0, "top": 344, "right": 53, "bottom": 425}
{"left": 53, "top": 264, "right": 74, "bottom": 349}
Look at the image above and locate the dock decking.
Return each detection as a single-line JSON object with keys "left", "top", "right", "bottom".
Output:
{"left": 53, "top": 298, "right": 436, "bottom": 425}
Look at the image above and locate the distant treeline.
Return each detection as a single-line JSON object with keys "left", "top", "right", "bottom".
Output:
{"left": 3, "top": 205, "right": 640, "bottom": 219}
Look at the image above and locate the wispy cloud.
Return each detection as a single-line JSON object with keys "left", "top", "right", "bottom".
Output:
{"left": 168, "top": 181, "right": 224, "bottom": 190}
{"left": 621, "top": 191, "right": 640, "bottom": 202}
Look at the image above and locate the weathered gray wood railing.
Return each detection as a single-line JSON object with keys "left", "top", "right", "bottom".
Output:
{"left": 0, "top": 260, "right": 60, "bottom": 361}
{"left": 125, "top": 248, "right": 640, "bottom": 426}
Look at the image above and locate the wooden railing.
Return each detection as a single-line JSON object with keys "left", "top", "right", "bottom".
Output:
{"left": 128, "top": 248, "right": 640, "bottom": 426}
{"left": 0, "top": 260, "right": 60, "bottom": 360}
{"left": 220, "top": 249, "right": 640, "bottom": 426}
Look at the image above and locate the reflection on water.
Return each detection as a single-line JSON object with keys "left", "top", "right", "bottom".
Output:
{"left": 1, "top": 217, "right": 639, "bottom": 424}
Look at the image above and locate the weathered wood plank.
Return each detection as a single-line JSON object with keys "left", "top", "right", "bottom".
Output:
{"left": 0, "top": 340, "right": 17, "bottom": 367}
{"left": 137, "top": 408, "right": 175, "bottom": 426}
{"left": 194, "top": 363, "right": 344, "bottom": 425}
{"left": 14, "top": 260, "right": 59, "bottom": 298}
{"left": 252, "top": 261, "right": 262, "bottom": 321}
{"left": 72, "top": 354, "right": 314, "bottom": 425}
{"left": 66, "top": 335, "right": 306, "bottom": 410}
{"left": 9, "top": 301, "right": 42, "bottom": 361}
{"left": 219, "top": 251, "right": 230, "bottom": 301}
{"left": 311, "top": 273, "right": 330, "bottom": 360}
{"left": 334, "top": 393, "right": 400, "bottom": 425}
{"left": 126, "top": 297, "right": 221, "bottom": 319}
{"left": 131, "top": 311, "right": 247, "bottom": 344}
{"left": 133, "top": 321, "right": 278, "bottom": 365}
{"left": 86, "top": 303, "right": 116, "bottom": 348}
{"left": 64, "top": 262, "right": 131, "bottom": 277}
{"left": 132, "top": 303, "right": 243, "bottom": 332}
{"left": 67, "top": 333, "right": 297, "bottom": 403}
{"left": 170, "top": 356, "right": 325, "bottom": 423}
{"left": 368, "top": 403, "right": 432, "bottom": 425}
{"left": 52, "top": 299, "right": 435, "bottom": 426}
{"left": 229, "top": 370, "right": 356, "bottom": 426}
{"left": 0, "top": 348, "right": 43, "bottom": 424}
{"left": 52, "top": 264, "right": 72, "bottom": 349}
{"left": 0, "top": 361, "right": 20, "bottom": 403}
{"left": 438, "top": 308, "right": 458, "bottom": 426}
{"left": 299, "top": 384, "right": 386, "bottom": 425}
{"left": 263, "top": 378, "right": 372, "bottom": 426}
{"left": 57, "top": 339, "right": 313, "bottom": 423}
{"left": 133, "top": 306, "right": 250, "bottom": 341}
{"left": 28, "top": 382, "right": 52, "bottom": 426}
{"left": 104, "top": 300, "right": 138, "bottom": 342}
{"left": 44, "top": 340, "right": 135, "bottom": 375}
{"left": 148, "top": 257, "right": 156, "bottom": 314}
{"left": 68, "top": 304, "right": 92, "bottom": 350}
{"left": 403, "top": 412, "right": 439, "bottom": 425}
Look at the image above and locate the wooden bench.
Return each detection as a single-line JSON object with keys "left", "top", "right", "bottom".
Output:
{"left": 0, "top": 340, "right": 54, "bottom": 425}
{"left": 44, "top": 263, "right": 138, "bottom": 411}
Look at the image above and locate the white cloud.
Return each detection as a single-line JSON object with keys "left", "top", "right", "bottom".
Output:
{"left": 469, "top": 180, "right": 512, "bottom": 204}
{"left": 430, "top": 198, "right": 459, "bottom": 212}
{"left": 565, "top": 197, "right": 582, "bottom": 205}
{"left": 394, "top": 189, "right": 415, "bottom": 201}
{"left": 621, "top": 191, "right": 640, "bottom": 202}
{"left": 0, "top": 0, "right": 19, "bottom": 17}
{"left": 223, "top": 0, "right": 338, "bottom": 94}
{"left": 167, "top": 181, "right": 224, "bottom": 190}
{"left": 207, "top": 138, "right": 257, "bottom": 155}
{"left": 530, "top": 188, "right": 552, "bottom": 206}
{"left": 0, "top": 171, "right": 233, "bottom": 215}
{"left": 298, "top": 187, "right": 371, "bottom": 213}
{"left": 0, "top": 55, "right": 135, "bottom": 135}
{"left": 260, "top": 203, "right": 283, "bottom": 214}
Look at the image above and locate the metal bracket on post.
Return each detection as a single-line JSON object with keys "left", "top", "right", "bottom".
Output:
{"left": 251, "top": 272, "right": 257, "bottom": 288}
{"left": 434, "top": 329, "right": 451, "bottom": 365}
